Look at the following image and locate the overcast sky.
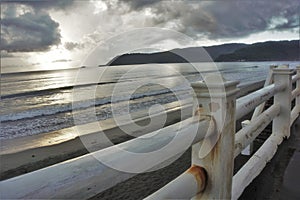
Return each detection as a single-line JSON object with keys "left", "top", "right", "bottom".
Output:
{"left": 1, "top": 0, "right": 299, "bottom": 70}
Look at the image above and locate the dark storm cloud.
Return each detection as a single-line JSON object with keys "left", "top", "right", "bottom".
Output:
{"left": 202, "top": 0, "right": 300, "bottom": 39}
{"left": 64, "top": 42, "right": 85, "bottom": 51}
{"left": 1, "top": 9, "right": 61, "bottom": 52}
{"left": 2, "top": 0, "right": 74, "bottom": 10}
{"left": 0, "top": 1, "right": 75, "bottom": 52}
{"left": 122, "top": 0, "right": 300, "bottom": 40}
{"left": 119, "top": 0, "right": 159, "bottom": 10}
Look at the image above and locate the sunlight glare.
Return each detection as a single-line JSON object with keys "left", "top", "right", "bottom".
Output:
{"left": 27, "top": 46, "right": 73, "bottom": 70}
{"left": 92, "top": 0, "right": 107, "bottom": 14}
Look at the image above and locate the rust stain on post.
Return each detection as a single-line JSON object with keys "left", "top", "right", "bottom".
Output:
{"left": 194, "top": 106, "right": 205, "bottom": 116}
{"left": 186, "top": 164, "right": 207, "bottom": 193}
{"left": 194, "top": 106, "right": 213, "bottom": 123}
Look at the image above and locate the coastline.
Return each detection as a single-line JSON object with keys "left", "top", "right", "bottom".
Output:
{"left": 0, "top": 101, "right": 192, "bottom": 180}
{"left": 0, "top": 80, "right": 264, "bottom": 181}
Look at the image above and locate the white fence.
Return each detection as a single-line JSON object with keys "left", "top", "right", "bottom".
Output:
{"left": 0, "top": 66, "right": 299, "bottom": 199}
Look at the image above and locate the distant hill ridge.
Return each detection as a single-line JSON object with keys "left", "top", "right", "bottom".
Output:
{"left": 107, "top": 40, "right": 299, "bottom": 65}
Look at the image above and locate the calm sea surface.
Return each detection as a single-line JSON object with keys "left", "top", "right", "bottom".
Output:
{"left": 1, "top": 61, "right": 299, "bottom": 140}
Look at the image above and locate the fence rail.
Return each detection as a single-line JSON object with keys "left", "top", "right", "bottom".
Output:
{"left": 0, "top": 66, "right": 299, "bottom": 199}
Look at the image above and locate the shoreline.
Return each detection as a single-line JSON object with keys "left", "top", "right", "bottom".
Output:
{"left": 0, "top": 80, "right": 264, "bottom": 181}
{"left": 0, "top": 101, "right": 192, "bottom": 180}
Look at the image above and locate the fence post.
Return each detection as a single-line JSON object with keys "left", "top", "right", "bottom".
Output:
{"left": 296, "top": 66, "right": 300, "bottom": 108}
{"left": 241, "top": 120, "right": 253, "bottom": 155}
{"left": 191, "top": 74, "right": 239, "bottom": 199}
{"left": 272, "top": 66, "right": 293, "bottom": 138}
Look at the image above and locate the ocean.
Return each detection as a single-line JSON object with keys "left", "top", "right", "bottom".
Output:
{"left": 1, "top": 61, "right": 299, "bottom": 140}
